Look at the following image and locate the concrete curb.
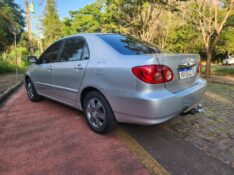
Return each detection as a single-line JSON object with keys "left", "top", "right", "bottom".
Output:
{"left": 0, "top": 81, "right": 23, "bottom": 104}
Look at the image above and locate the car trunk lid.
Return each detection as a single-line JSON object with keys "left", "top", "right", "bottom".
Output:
{"left": 156, "top": 54, "right": 200, "bottom": 93}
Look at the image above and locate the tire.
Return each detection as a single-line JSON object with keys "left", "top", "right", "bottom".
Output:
{"left": 26, "top": 79, "right": 42, "bottom": 102}
{"left": 83, "top": 91, "right": 117, "bottom": 133}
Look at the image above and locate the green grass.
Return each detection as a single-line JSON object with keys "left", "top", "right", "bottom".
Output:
{"left": 0, "top": 61, "right": 27, "bottom": 74}
{"left": 213, "top": 67, "right": 234, "bottom": 77}
{"left": 202, "top": 65, "right": 234, "bottom": 77}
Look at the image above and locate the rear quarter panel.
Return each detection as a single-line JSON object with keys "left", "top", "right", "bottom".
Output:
{"left": 75, "top": 35, "right": 164, "bottom": 110}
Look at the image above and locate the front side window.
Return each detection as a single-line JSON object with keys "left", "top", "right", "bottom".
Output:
{"left": 39, "top": 40, "right": 63, "bottom": 64}
{"left": 98, "top": 34, "right": 164, "bottom": 55}
{"left": 60, "top": 37, "right": 85, "bottom": 62}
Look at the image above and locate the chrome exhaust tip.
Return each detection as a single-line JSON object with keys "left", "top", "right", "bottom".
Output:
{"left": 196, "top": 104, "right": 204, "bottom": 114}
{"left": 182, "top": 104, "right": 204, "bottom": 115}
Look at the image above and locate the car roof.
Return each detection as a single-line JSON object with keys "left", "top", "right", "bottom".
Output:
{"left": 59, "top": 33, "right": 119, "bottom": 40}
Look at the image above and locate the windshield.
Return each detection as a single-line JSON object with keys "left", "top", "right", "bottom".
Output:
{"left": 98, "top": 34, "right": 165, "bottom": 55}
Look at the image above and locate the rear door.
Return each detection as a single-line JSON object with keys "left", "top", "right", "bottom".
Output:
{"left": 52, "top": 37, "right": 89, "bottom": 105}
{"left": 156, "top": 54, "right": 200, "bottom": 93}
{"left": 33, "top": 40, "right": 63, "bottom": 96}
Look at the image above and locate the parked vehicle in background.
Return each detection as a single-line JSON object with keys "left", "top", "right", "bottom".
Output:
{"left": 223, "top": 55, "right": 234, "bottom": 65}
{"left": 25, "top": 33, "right": 207, "bottom": 133}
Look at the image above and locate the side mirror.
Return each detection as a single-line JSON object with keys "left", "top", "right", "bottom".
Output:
{"left": 28, "top": 56, "right": 38, "bottom": 63}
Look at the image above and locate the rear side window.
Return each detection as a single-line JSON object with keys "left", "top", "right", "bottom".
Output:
{"left": 98, "top": 34, "right": 163, "bottom": 55}
{"left": 81, "top": 44, "right": 89, "bottom": 60}
{"left": 60, "top": 37, "right": 85, "bottom": 62}
{"left": 40, "top": 40, "right": 63, "bottom": 63}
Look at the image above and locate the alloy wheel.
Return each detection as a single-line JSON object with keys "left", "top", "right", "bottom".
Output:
{"left": 86, "top": 98, "right": 106, "bottom": 128}
{"left": 27, "top": 82, "right": 34, "bottom": 99}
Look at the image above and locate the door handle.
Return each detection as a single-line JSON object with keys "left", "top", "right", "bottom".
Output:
{"left": 74, "top": 64, "right": 84, "bottom": 70}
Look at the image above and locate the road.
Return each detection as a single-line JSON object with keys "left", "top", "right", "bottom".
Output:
{"left": 123, "top": 81, "right": 234, "bottom": 174}
{"left": 0, "top": 87, "right": 149, "bottom": 175}
{"left": 122, "top": 124, "right": 233, "bottom": 175}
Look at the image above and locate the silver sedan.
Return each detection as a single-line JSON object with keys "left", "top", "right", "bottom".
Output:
{"left": 25, "top": 33, "right": 207, "bottom": 133}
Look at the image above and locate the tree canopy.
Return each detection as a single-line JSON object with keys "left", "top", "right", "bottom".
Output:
{"left": 61, "top": 0, "right": 234, "bottom": 77}
{"left": 0, "top": 0, "right": 25, "bottom": 53}
{"left": 42, "top": 0, "right": 62, "bottom": 47}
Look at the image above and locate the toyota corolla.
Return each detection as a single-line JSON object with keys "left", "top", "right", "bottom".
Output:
{"left": 25, "top": 33, "right": 207, "bottom": 133}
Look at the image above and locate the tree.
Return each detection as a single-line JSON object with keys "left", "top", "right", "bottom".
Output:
{"left": 166, "top": 23, "right": 203, "bottom": 53}
{"left": 42, "top": 0, "right": 62, "bottom": 47}
{"left": 193, "top": 0, "right": 234, "bottom": 78}
{"left": 106, "top": 0, "right": 171, "bottom": 42}
{"left": 217, "top": 28, "right": 234, "bottom": 55}
{"left": 18, "top": 32, "right": 40, "bottom": 53}
{"left": 62, "top": 0, "right": 234, "bottom": 75}
{"left": 63, "top": 0, "right": 105, "bottom": 36}
{"left": 216, "top": 12, "right": 234, "bottom": 58}
{"left": 0, "top": 0, "right": 25, "bottom": 53}
{"left": 63, "top": 0, "right": 193, "bottom": 50}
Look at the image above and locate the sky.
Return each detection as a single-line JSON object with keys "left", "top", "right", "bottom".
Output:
{"left": 15, "top": 0, "right": 95, "bottom": 37}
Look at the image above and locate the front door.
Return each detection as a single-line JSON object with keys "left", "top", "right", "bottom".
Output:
{"left": 33, "top": 40, "right": 63, "bottom": 97}
{"left": 52, "top": 37, "right": 89, "bottom": 105}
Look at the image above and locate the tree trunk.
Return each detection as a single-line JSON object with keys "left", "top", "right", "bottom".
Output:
{"left": 205, "top": 48, "right": 213, "bottom": 79}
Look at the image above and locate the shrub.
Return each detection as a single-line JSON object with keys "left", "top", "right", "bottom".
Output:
{"left": 0, "top": 60, "right": 27, "bottom": 74}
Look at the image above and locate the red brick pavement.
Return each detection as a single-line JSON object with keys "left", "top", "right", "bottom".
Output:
{"left": 0, "top": 87, "right": 149, "bottom": 175}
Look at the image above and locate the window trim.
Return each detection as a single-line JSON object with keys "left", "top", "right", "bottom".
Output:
{"left": 58, "top": 36, "right": 90, "bottom": 62}
{"left": 38, "top": 39, "right": 65, "bottom": 64}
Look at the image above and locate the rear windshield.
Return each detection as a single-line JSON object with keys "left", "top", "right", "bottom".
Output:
{"left": 98, "top": 34, "right": 163, "bottom": 55}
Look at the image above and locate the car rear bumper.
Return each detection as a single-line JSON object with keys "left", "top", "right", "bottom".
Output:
{"left": 103, "top": 78, "right": 207, "bottom": 125}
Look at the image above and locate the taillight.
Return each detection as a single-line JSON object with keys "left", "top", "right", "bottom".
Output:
{"left": 132, "top": 65, "right": 174, "bottom": 84}
{"left": 196, "top": 62, "right": 202, "bottom": 75}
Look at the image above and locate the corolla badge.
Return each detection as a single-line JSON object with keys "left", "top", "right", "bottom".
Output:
{"left": 178, "top": 58, "right": 196, "bottom": 68}
{"left": 184, "top": 58, "right": 195, "bottom": 66}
